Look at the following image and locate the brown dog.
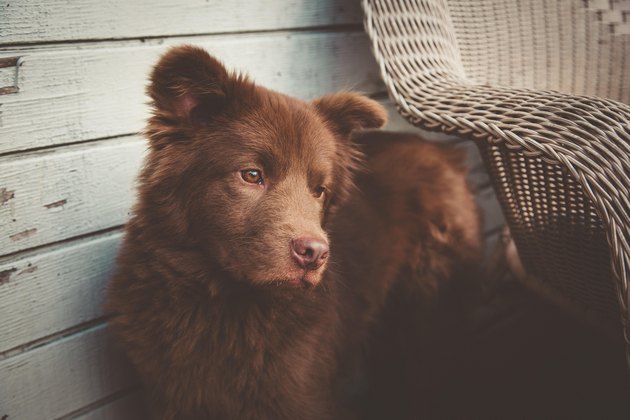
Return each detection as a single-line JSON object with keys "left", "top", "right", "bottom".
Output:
{"left": 106, "top": 45, "right": 482, "bottom": 420}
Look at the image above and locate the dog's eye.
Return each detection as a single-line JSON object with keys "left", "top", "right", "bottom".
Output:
{"left": 241, "top": 169, "right": 264, "bottom": 185}
{"left": 314, "top": 185, "right": 326, "bottom": 199}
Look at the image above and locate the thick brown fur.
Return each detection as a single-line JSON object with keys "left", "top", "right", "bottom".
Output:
{"left": 337, "top": 132, "right": 483, "bottom": 419}
{"left": 106, "top": 45, "right": 482, "bottom": 420}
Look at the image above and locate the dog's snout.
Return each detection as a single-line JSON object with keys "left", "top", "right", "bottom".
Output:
{"left": 291, "top": 237, "right": 329, "bottom": 270}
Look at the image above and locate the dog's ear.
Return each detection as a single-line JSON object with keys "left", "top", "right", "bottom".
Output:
{"left": 148, "top": 45, "right": 229, "bottom": 125}
{"left": 312, "top": 92, "right": 387, "bottom": 138}
{"left": 312, "top": 93, "right": 386, "bottom": 217}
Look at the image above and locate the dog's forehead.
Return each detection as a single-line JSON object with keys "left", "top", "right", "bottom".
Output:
{"left": 237, "top": 93, "right": 338, "bottom": 173}
{"left": 278, "top": 107, "right": 335, "bottom": 172}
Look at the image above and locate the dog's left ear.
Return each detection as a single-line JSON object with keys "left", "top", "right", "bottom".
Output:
{"left": 312, "top": 92, "right": 388, "bottom": 138}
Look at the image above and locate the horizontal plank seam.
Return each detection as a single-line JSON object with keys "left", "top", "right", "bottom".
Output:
{"left": 0, "top": 225, "right": 124, "bottom": 263}
{"left": 0, "top": 132, "right": 143, "bottom": 159}
{"left": 0, "top": 23, "right": 363, "bottom": 50}
{"left": 57, "top": 386, "right": 140, "bottom": 420}
{"left": 0, "top": 95, "right": 395, "bottom": 158}
{"left": 0, "top": 318, "right": 108, "bottom": 361}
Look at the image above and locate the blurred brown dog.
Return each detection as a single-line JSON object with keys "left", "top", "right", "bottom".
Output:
{"left": 107, "top": 45, "right": 482, "bottom": 420}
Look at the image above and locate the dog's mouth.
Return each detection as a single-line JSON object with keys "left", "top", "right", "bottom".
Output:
{"left": 285, "top": 270, "right": 320, "bottom": 288}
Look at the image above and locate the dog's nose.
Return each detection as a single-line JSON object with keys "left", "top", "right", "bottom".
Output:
{"left": 290, "top": 237, "right": 329, "bottom": 270}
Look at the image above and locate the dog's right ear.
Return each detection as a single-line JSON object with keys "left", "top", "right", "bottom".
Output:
{"left": 148, "top": 45, "right": 229, "bottom": 125}
{"left": 312, "top": 92, "right": 387, "bottom": 139}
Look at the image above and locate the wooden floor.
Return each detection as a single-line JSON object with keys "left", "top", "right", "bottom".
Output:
{"left": 425, "top": 280, "right": 630, "bottom": 419}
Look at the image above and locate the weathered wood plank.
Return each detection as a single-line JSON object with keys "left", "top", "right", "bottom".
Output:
{"left": 0, "top": 231, "right": 122, "bottom": 354}
{"left": 0, "top": 31, "right": 382, "bottom": 154}
{"left": 0, "top": 324, "right": 134, "bottom": 420}
{"left": 476, "top": 184, "right": 506, "bottom": 234}
{"left": 0, "top": 0, "right": 362, "bottom": 45}
{"left": 0, "top": 136, "right": 145, "bottom": 255}
{"left": 483, "top": 229, "right": 502, "bottom": 261}
{"left": 73, "top": 391, "right": 145, "bottom": 420}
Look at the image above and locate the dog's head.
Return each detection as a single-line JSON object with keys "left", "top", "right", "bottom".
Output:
{"left": 140, "top": 45, "right": 386, "bottom": 287}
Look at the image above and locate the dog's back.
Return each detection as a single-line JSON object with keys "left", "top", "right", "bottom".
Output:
{"left": 332, "top": 131, "right": 483, "bottom": 419}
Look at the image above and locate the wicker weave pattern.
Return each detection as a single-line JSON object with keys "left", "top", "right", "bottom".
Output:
{"left": 589, "top": 0, "right": 630, "bottom": 35}
{"left": 363, "top": 0, "right": 630, "bottom": 363}
{"left": 448, "top": 0, "right": 629, "bottom": 101}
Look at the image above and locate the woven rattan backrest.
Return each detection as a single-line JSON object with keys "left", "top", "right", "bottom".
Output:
{"left": 447, "top": 0, "right": 629, "bottom": 103}
{"left": 363, "top": 0, "right": 630, "bottom": 365}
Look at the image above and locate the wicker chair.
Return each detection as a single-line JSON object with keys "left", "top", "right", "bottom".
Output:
{"left": 362, "top": 0, "right": 630, "bottom": 365}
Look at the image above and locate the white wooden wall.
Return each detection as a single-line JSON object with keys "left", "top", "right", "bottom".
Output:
{"left": 0, "top": 1, "right": 504, "bottom": 418}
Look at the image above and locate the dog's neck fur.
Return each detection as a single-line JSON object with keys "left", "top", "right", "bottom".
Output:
{"left": 113, "top": 219, "right": 342, "bottom": 418}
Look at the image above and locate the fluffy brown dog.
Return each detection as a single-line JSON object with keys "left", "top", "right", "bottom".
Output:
{"left": 107, "top": 45, "right": 482, "bottom": 420}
